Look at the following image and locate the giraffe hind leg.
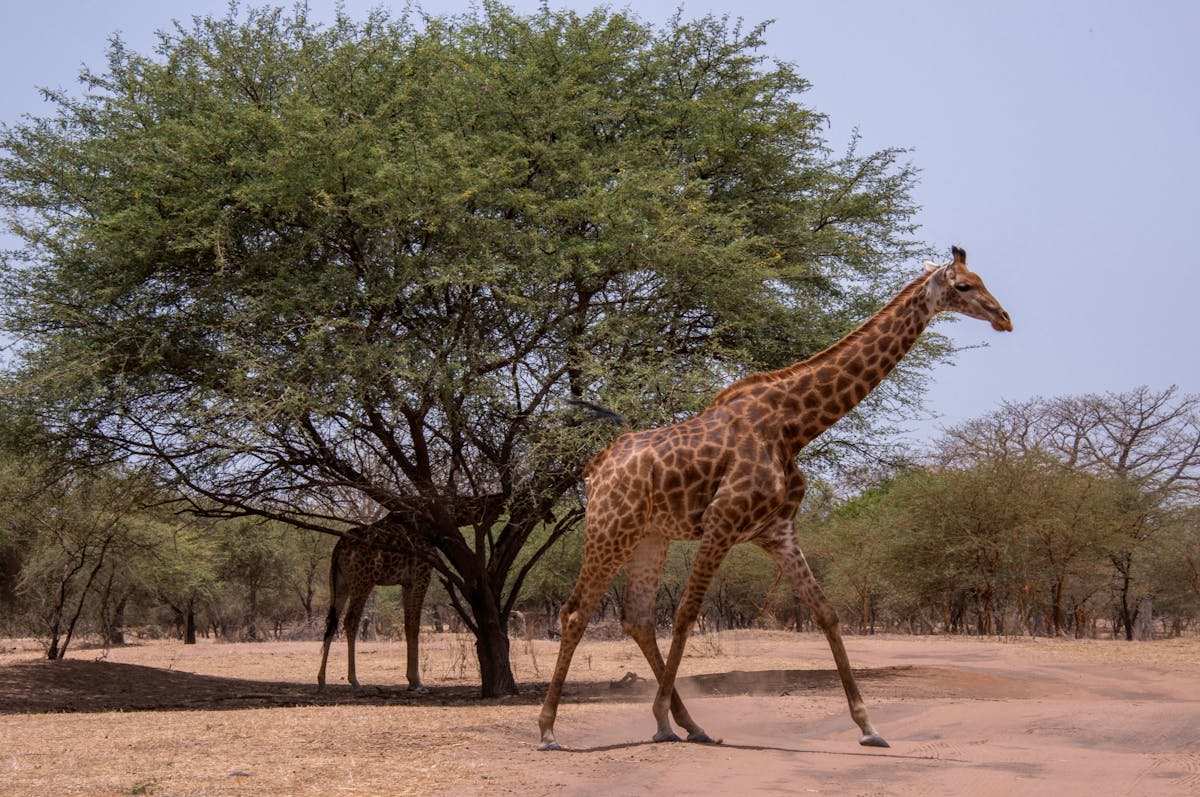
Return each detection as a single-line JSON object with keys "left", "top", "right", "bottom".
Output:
{"left": 647, "top": 531, "right": 734, "bottom": 744}
{"left": 317, "top": 601, "right": 338, "bottom": 690}
{"left": 402, "top": 568, "right": 429, "bottom": 692}
{"left": 621, "top": 534, "right": 717, "bottom": 744}
{"left": 342, "top": 589, "right": 370, "bottom": 690}
{"left": 317, "top": 557, "right": 348, "bottom": 690}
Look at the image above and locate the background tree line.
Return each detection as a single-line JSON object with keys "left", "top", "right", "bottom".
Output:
{"left": 0, "top": 456, "right": 337, "bottom": 657}
{"left": 6, "top": 385, "right": 1195, "bottom": 655}
{"left": 803, "top": 386, "right": 1200, "bottom": 640}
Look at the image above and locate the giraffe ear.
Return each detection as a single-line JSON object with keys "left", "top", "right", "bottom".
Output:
{"left": 923, "top": 260, "right": 940, "bottom": 274}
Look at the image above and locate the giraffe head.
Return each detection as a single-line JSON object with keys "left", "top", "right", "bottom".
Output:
{"left": 923, "top": 246, "right": 1013, "bottom": 332}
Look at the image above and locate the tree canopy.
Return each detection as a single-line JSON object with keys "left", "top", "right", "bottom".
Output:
{"left": 1, "top": 3, "right": 935, "bottom": 693}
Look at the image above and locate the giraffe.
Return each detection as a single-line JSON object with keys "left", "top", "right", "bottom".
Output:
{"left": 317, "top": 515, "right": 433, "bottom": 691}
{"left": 538, "top": 246, "right": 1012, "bottom": 750}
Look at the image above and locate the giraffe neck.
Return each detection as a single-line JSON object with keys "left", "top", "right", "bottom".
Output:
{"left": 709, "top": 270, "right": 942, "bottom": 453}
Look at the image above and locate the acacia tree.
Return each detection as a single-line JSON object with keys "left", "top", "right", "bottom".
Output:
{"left": 1, "top": 4, "right": 935, "bottom": 694}
{"left": 2, "top": 462, "right": 161, "bottom": 659}
{"left": 939, "top": 386, "right": 1200, "bottom": 638}
{"left": 800, "top": 484, "right": 901, "bottom": 634}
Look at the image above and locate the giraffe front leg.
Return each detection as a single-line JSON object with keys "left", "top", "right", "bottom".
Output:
{"left": 758, "top": 528, "right": 888, "bottom": 748}
{"left": 823, "top": 613, "right": 889, "bottom": 748}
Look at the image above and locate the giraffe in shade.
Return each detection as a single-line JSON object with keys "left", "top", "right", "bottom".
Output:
{"left": 538, "top": 246, "right": 1012, "bottom": 750}
{"left": 317, "top": 516, "right": 432, "bottom": 691}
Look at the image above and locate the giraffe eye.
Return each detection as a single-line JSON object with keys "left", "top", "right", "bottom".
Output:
{"left": 954, "top": 283, "right": 971, "bottom": 293}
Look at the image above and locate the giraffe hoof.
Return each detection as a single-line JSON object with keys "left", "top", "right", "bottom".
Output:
{"left": 687, "top": 731, "right": 722, "bottom": 745}
{"left": 653, "top": 730, "right": 682, "bottom": 743}
{"left": 407, "top": 685, "right": 429, "bottom": 695}
{"left": 859, "top": 732, "right": 890, "bottom": 748}
{"left": 537, "top": 741, "right": 563, "bottom": 752}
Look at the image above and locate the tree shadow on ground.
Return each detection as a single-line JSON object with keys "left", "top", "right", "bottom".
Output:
{"left": 0, "top": 659, "right": 939, "bottom": 715}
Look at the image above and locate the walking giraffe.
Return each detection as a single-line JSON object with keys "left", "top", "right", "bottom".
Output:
{"left": 317, "top": 515, "right": 432, "bottom": 691}
{"left": 538, "top": 246, "right": 1012, "bottom": 749}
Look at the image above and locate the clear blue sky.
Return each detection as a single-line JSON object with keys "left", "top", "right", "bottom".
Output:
{"left": 2, "top": 1, "right": 1198, "bottom": 441}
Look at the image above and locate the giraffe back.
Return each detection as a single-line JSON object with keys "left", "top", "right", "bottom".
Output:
{"left": 333, "top": 521, "right": 433, "bottom": 592}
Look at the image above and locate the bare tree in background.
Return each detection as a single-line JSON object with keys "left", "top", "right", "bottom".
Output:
{"left": 938, "top": 386, "right": 1200, "bottom": 638}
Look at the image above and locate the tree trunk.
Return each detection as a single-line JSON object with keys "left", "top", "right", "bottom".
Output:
{"left": 1051, "top": 579, "right": 1065, "bottom": 637}
{"left": 466, "top": 581, "right": 517, "bottom": 697}
{"left": 184, "top": 601, "right": 197, "bottom": 645}
{"left": 104, "top": 596, "right": 128, "bottom": 646}
{"left": 1133, "top": 597, "right": 1154, "bottom": 641}
{"left": 1118, "top": 570, "right": 1135, "bottom": 641}
{"left": 476, "top": 618, "right": 517, "bottom": 697}
{"left": 1111, "top": 551, "right": 1136, "bottom": 641}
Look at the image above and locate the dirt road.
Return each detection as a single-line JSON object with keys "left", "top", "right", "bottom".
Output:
{"left": 1, "top": 632, "right": 1196, "bottom": 795}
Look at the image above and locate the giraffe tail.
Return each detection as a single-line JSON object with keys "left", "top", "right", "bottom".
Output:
{"left": 323, "top": 542, "right": 345, "bottom": 642}
{"left": 565, "top": 398, "right": 626, "bottom": 426}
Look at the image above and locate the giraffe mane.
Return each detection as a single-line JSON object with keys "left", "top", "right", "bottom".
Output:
{"left": 704, "top": 268, "right": 934, "bottom": 409}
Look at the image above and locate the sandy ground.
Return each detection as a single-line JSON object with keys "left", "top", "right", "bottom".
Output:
{"left": 1, "top": 630, "right": 1198, "bottom": 796}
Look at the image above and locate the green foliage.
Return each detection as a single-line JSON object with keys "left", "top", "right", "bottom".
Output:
{"left": 0, "top": 444, "right": 341, "bottom": 645}
{"left": 0, "top": 2, "right": 928, "bottom": 500}
{"left": 0, "top": 459, "right": 167, "bottom": 656}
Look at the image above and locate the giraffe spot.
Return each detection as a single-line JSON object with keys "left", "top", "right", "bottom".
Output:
{"left": 743, "top": 403, "right": 768, "bottom": 425}
{"left": 737, "top": 436, "right": 762, "bottom": 459}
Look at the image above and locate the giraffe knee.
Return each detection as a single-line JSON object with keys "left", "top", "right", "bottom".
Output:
{"left": 558, "top": 602, "right": 571, "bottom": 627}
{"left": 558, "top": 598, "right": 597, "bottom": 641}
{"left": 621, "top": 613, "right": 655, "bottom": 642}
{"left": 814, "top": 604, "right": 840, "bottom": 631}
{"left": 557, "top": 603, "right": 573, "bottom": 633}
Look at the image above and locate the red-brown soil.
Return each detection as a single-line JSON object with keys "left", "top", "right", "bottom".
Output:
{"left": 2, "top": 630, "right": 1197, "bottom": 795}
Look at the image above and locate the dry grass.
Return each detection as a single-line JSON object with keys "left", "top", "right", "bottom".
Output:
{"left": 3, "top": 630, "right": 1198, "bottom": 796}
